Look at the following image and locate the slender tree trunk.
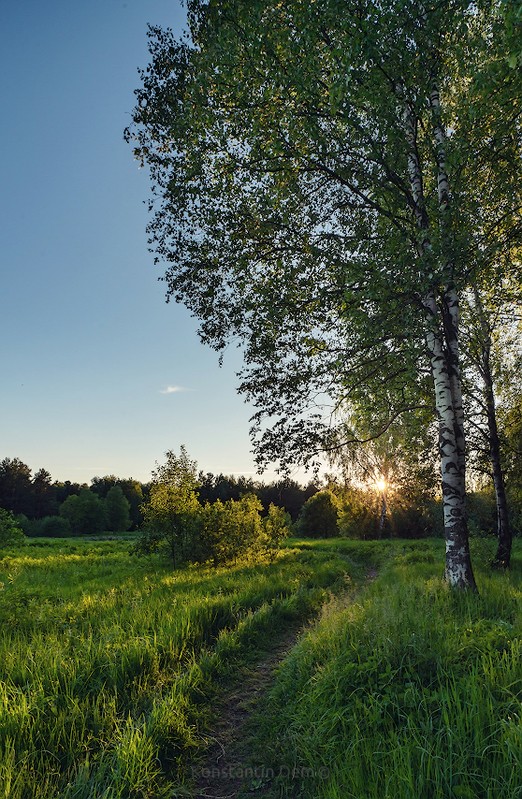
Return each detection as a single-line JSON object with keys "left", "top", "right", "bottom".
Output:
{"left": 378, "top": 490, "right": 387, "bottom": 536}
{"left": 430, "top": 85, "right": 467, "bottom": 485}
{"left": 442, "top": 287, "right": 467, "bottom": 480}
{"left": 425, "top": 293, "right": 477, "bottom": 589}
{"left": 487, "top": 376, "right": 512, "bottom": 568}
{"left": 431, "top": 83, "right": 476, "bottom": 588}
{"left": 402, "top": 85, "right": 477, "bottom": 589}
{"left": 473, "top": 288, "right": 512, "bottom": 567}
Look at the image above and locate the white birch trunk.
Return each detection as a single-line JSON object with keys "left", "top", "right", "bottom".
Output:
{"left": 402, "top": 85, "right": 476, "bottom": 589}
{"left": 442, "top": 288, "right": 467, "bottom": 478}
{"left": 430, "top": 84, "right": 466, "bottom": 478}
{"left": 424, "top": 293, "right": 476, "bottom": 588}
{"left": 429, "top": 85, "right": 450, "bottom": 214}
{"left": 429, "top": 85, "right": 475, "bottom": 587}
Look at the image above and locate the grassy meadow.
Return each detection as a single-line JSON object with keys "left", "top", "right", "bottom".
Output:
{"left": 0, "top": 536, "right": 520, "bottom": 798}
{"left": 253, "top": 538, "right": 522, "bottom": 799}
{"left": 0, "top": 536, "right": 354, "bottom": 798}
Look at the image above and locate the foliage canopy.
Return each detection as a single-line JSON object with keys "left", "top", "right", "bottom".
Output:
{"left": 127, "top": 0, "right": 521, "bottom": 586}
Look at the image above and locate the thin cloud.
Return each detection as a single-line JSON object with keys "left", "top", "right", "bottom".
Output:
{"left": 160, "top": 385, "right": 193, "bottom": 395}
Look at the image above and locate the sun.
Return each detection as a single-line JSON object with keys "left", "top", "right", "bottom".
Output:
{"left": 375, "top": 478, "right": 387, "bottom": 492}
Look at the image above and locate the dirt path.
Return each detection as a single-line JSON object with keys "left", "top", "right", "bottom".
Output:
{"left": 191, "top": 570, "right": 377, "bottom": 799}
{"left": 191, "top": 623, "right": 304, "bottom": 799}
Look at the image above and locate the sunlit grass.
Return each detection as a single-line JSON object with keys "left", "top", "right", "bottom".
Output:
{"left": 3, "top": 536, "right": 520, "bottom": 798}
{"left": 0, "top": 537, "right": 353, "bottom": 798}
{"left": 255, "top": 539, "right": 522, "bottom": 799}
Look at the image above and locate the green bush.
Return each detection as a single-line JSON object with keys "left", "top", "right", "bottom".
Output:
{"left": 31, "top": 515, "right": 73, "bottom": 537}
{"left": 338, "top": 488, "right": 378, "bottom": 539}
{"left": 426, "top": 498, "right": 445, "bottom": 537}
{"left": 262, "top": 503, "right": 292, "bottom": 550}
{"left": 105, "top": 485, "right": 132, "bottom": 532}
{"left": 15, "top": 513, "right": 32, "bottom": 535}
{"left": 389, "top": 502, "right": 432, "bottom": 538}
{"left": 199, "top": 494, "right": 290, "bottom": 565}
{"left": 297, "top": 490, "right": 340, "bottom": 538}
{"left": 0, "top": 508, "right": 25, "bottom": 548}
{"left": 59, "top": 489, "right": 107, "bottom": 535}
{"left": 136, "top": 449, "right": 292, "bottom": 567}
{"left": 467, "top": 489, "right": 496, "bottom": 536}
{"left": 200, "top": 494, "right": 261, "bottom": 564}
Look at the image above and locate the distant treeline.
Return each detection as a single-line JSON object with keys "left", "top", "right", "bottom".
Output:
{"left": 0, "top": 457, "right": 319, "bottom": 535}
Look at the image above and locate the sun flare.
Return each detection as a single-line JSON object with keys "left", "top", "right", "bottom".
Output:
{"left": 375, "top": 479, "right": 387, "bottom": 492}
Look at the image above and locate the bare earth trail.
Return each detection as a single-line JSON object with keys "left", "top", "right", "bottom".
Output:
{"left": 191, "top": 570, "right": 378, "bottom": 799}
{"left": 191, "top": 622, "right": 304, "bottom": 799}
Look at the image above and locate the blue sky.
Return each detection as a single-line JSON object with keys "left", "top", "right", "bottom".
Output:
{"left": 0, "top": 0, "right": 287, "bottom": 485}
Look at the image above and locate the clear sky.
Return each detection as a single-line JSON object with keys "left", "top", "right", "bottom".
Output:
{"left": 0, "top": 0, "right": 293, "bottom": 486}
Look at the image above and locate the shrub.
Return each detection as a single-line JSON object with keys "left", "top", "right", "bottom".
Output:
{"left": 105, "top": 486, "right": 132, "bottom": 532}
{"left": 297, "top": 491, "right": 340, "bottom": 538}
{"left": 59, "top": 489, "right": 107, "bottom": 535}
{"left": 338, "top": 488, "right": 378, "bottom": 539}
{"left": 31, "top": 515, "right": 72, "bottom": 538}
{"left": 0, "top": 508, "right": 25, "bottom": 548}
{"left": 425, "top": 498, "right": 445, "bottom": 537}
{"left": 200, "top": 494, "right": 265, "bottom": 565}
{"left": 467, "top": 489, "right": 496, "bottom": 536}
{"left": 136, "top": 448, "right": 203, "bottom": 565}
{"left": 136, "top": 449, "right": 291, "bottom": 567}
{"left": 15, "top": 513, "right": 32, "bottom": 535}
{"left": 262, "top": 503, "right": 292, "bottom": 550}
{"left": 388, "top": 503, "right": 432, "bottom": 538}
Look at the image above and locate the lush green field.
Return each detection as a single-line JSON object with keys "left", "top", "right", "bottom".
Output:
{"left": 253, "top": 538, "right": 522, "bottom": 799}
{"left": 0, "top": 537, "right": 354, "bottom": 798}
{"left": 1, "top": 537, "right": 520, "bottom": 799}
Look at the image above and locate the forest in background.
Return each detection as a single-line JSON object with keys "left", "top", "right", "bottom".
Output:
{"left": 0, "top": 455, "right": 320, "bottom": 536}
{"left": 1, "top": 439, "right": 520, "bottom": 544}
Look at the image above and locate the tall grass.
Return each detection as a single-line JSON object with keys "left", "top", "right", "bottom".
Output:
{"left": 0, "top": 538, "right": 352, "bottom": 798}
{"left": 257, "top": 539, "right": 522, "bottom": 799}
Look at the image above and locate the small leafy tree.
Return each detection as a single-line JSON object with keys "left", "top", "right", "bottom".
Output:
{"left": 137, "top": 447, "right": 202, "bottom": 565}
{"left": 297, "top": 491, "right": 340, "bottom": 538}
{"left": 0, "top": 508, "right": 25, "bottom": 548}
{"left": 338, "top": 488, "right": 379, "bottom": 540}
{"left": 104, "top": 486, "right": 131, "bottom": 532}
{"left": 30, "top": 515, "right": 72, "bottom": 537}
{"left": 199, "top": 494, "right": 261, "bottom": 565}
{"left": 59, "top": 489, "right": 107, "bottom": 535}
{"left": 262, "top": 503, "right": 292, "bottom": 550}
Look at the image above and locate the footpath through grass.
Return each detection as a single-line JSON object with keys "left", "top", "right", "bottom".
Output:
{"left": 1, "top": 537, "right": 520, "bottom": 799}
{"left": 0, "top": 537, "right": 355, "bottom": 799}
{"left": 250, "top": 538, "right": 522, "bottom": 799}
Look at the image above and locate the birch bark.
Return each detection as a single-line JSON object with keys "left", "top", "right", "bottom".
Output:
{"left": 430, "top": 84, "right": 476, "bottom": 587}
{"left": 402, "top": 86, "right": 477, "bottom": 589}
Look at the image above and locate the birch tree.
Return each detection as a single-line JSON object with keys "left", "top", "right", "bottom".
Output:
{"left": 127, "top": 0, "right": 521, "bottom": 587}
{"left": 462, "top": 279, "right": 521, "bottom": 567}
